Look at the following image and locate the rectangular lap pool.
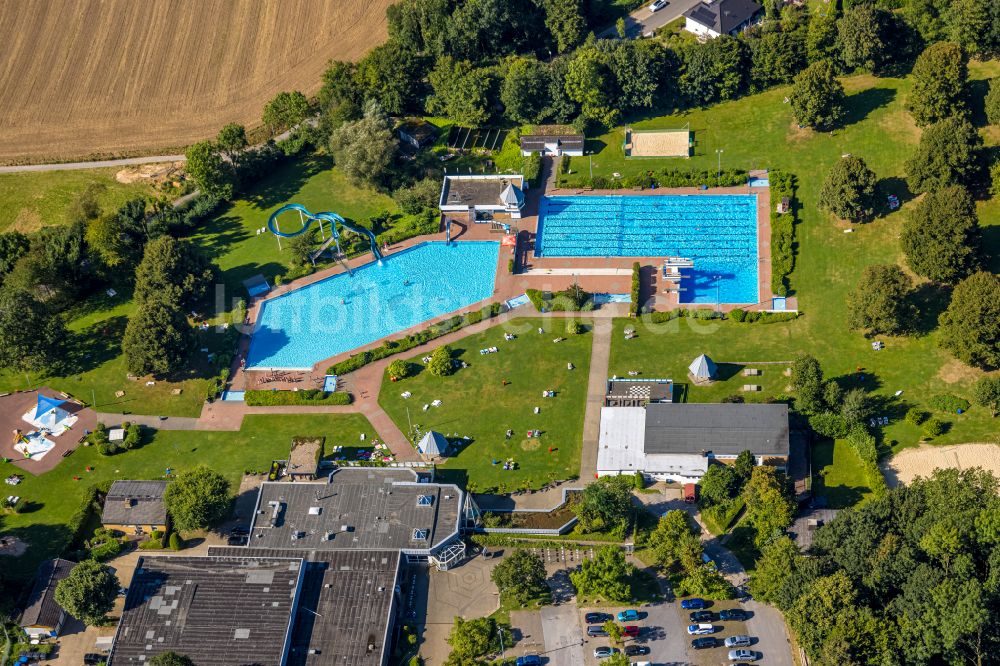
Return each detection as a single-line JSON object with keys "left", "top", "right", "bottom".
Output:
{"left": 246, "top": 241, "right": 500, "bottom": 370}
{"left": 536, "top": 194, "right": 759, "bottom": 304}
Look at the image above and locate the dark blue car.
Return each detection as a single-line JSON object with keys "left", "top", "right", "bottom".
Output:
{"left": 516, "top": 656, "right": 542, "bottom": 666}
{"left": 681, "top": 598, "right": 706, "bottom": 610}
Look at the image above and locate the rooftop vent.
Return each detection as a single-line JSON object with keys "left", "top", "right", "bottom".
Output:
{"left": 308, "top": 506, "right": 322, "bottom": 516}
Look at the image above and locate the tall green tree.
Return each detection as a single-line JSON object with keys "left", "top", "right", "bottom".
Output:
{"left": 985, "top": 77, "right": 1000, "bottom": 126}
{"left": 149, "top": 653, "right": 195, "bottom": 666}
{"left": 262, "top": 91, "right": 310, "bottom": 134}
{"left": 0, "top": 289, "right": 66, "bottom": 373}
{"left": 749, "top": 31, "right": 806, "bottom": 93}
{"left": 427, "top": 57, "right": 494, "bottom": 125}
{"left": 971, "top": 377, "right": 1000, "bottom": 417}
{"left": 122, "top": 297, "right": 195, "bottom": 376}
{"left": 490, "top": 550, "right": 548, "bottom": 605}
{"left": 356, "top": 42, "right": 426, "bottom": 115}
{"left": 446, "top": 616, "right": 505, "bottom": 660}
{"left": 569, "top": 545, "right": 634, "bottom": 602}
{"left": 748, "top": 536, "right": 807, "bottom": 610}
{"left": 790, "top": 355, "right": 825, "bottom": 414}
{"left": 789, "top": 60, "right": 845, "bottom": 130}
{"left": 905, "top": 117, "right": 982, "bottom": 194}
{"left": 573, "top": 475, "right": 632, "bottom": 535}
{"left": 679, "top": 36, "right": 746, "bottom": 107}
{"left": 818, "top": 155, "right": 877, "bottom": 221}
{"left": 647, "top": 510, "right": 699, "bottom": 570}
{"left": 501, "top": 57, "right": 554, "bottom": 124}
{"left": 216, "top": 123, "right": 248, "bottom": 167}
{"left": 164, "top": 466, "right": 232, "bottom": 531}
{"left": 906, "top": 42, "right": 968, "bottom": 127}
{"left": 5, "top": 222, "right": 90, "bottom": 303}
{"left": 329, "top": 100, "right": 398, "bottom": 188}
{"left": 948, "top": 0, "right": 992, "bottom": 57}
{"left": 836, "top": 5, "right": 893, "bottom": 73}
{"left": 743, "top": 466, "right": 795, "bottom": 548}
{"left": 938, "top": 272, "right": 1000, "bottom": 369}
{"left": 697, "top": 464, "right": 738, "bottom": 507}
{"left": 54, "top": 560, "right": 119, "bottom": 626}
{"left": 846, "top": 264, "right": 917, "bottom": 335}
{"left": 545, "top": 0, "right": 586, "bottom": 53}
{"left": 564, "top": 48, "right": 619, "bottom": 127}
{"left": 900, "top": 186, "right": 981, "bottom": 284}
{"left": 805, "top": 12, "right": 838, "bottom": 64}
{"left": 0, "top": 231, "right": 30, "bottom": 281}
{"left": 185, "top": 141, "right": 234, "bottom": 200}
{"left": 133, "top": 236, "right": 214, "bottom": 309}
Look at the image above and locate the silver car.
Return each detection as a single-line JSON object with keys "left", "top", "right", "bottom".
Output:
{"left": 724, "top": 635, "right": 752, "bottom": 648}
{"left": 728, "top": 649, "right": 756, "bottom": 661}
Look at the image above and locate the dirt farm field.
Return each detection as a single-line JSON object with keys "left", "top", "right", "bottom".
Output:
{"left": 882, "top": 443, "right": 1000, "bottom": 487}
{"left": 0, "top": 0, "right": 393, "bottom": 164}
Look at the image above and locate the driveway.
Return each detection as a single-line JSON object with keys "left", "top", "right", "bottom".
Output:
{"left": 540, "top": 605, "right": 587, "bottom": 666}
{"left": 599, "top": 0, "right": 704, "bottom": 38}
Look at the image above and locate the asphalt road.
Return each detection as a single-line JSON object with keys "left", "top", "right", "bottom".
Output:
{"left": 599, "top": 0, "right": 704, "bottom": 38}
{"left": 540, "top": 604, "right": 587, "bottom": 666}
{"left": 639, "top": 599, "right": 692, "bottom": 666}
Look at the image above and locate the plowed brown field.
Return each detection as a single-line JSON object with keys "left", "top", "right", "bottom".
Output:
{"left": 0, "top": 0, "right": 393, "bottom": 164}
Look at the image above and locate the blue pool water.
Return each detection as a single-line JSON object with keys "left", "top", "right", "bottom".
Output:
{"left": 536, "top": 195, "right": 759, "bottom": 304}
{"left": 246, "top": 241, "right": 500, "bottom": 369}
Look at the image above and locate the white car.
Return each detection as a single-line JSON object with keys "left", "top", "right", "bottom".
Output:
{"left": 650, "top": 0, "right": 667, "bottom": 11}
{"left": 687, "top": 623, "right": 715, "bottom": 635}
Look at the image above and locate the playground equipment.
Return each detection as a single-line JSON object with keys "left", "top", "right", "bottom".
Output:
{"left": 267, "top": 204, "right": 383, "bottom": 261}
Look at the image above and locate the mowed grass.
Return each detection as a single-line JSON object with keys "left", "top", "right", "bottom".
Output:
{"left": 812, "top": 438, "right": 872, "bottom": 508}
{"left": 378, "top": 318, "right": 593, "bottom": 493}
{"left": 605, "top": 60, "right": 1000, "bottom": 449}
{"left": 0, "top": 413, "right": 378, "bottom": 582}
{"left": 0, "top": 168, "right": 158, "bottom": 233}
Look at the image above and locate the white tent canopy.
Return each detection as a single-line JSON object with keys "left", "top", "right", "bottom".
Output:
{"left": 417, "top": 431, "right": 451, "bottom": 457}
{"left": 688, "top": 354, "right": 718, "bottom": 380}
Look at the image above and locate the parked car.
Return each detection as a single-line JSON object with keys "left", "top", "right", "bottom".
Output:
{"left": 587, "top": 626, "right": 609, "bottom": 637}
{"left": 681, "top": 598, "right": 706, "bottom": 610}
{"left": 689, "top": 610, "right": 714, "bottom": 622}
{"left": 617, "top": 609, "right": 640, "bottom": 621}
{"left": 622, "top": 625, "right": 641, "bottom": 637}
{"left": 625, "top": 645, "right": 650, "bottom": 657}
{"left": 725, "top": 635, "right": 753, "bottom": 648}
{"left": 719, "top": 609, "right": 749, "bottom": 621}
{"left": 594, "top": 647, "right": 619, "bottom": 659}
{"left": 691, "top": 637, "right": 717, "bottom": 649}
{"left": 687, "top": 624, "right": 715, "bottom": 635}
{"left": 586, "top": 612, "right": 611, "bottom": 624}
{"left": 516, "top": 655, "right": 541, "bottom": 666}
{"left": 728, "top": 649, "right": 757, "bottom": 661}
{"left": 650, "top": 0, "right": 668, "bottom": 11}
{"left": 84, "top": 655, "right": 106, "bottom": 665}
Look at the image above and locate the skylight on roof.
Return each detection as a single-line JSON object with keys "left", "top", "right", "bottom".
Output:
{"left": 412, "top": 529, "right": 428, "bottom": 541}
{"left": 416, "top": 495, "right": 433, "bottom": 506}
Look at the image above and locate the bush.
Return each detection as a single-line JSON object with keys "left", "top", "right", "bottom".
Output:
{"left": 387, "top": 359, "right": 415, "bottom": 381}
{"left": 526, "top": 287, "right": 594, "bottom": 312}
{"left": 243, "top": 390, "right": 352, "bottom": 406}
{"left": 139, "top": 538, "right": 164, "bottom": 549}
{"left": 150, "top": 530, "right": 164, "bottom": 540}
{"left": 769, "top": 171, "right": 797, "bottom": 296}
{"left": 846, "top": 425, "right": 888, "bottom": 497}
{"left": 809, "top": 411, "right": 849, "bottom": 438}
{"left": 508, "top": 258, "right": 515, "bottom": 274}
{"left": 630, "top": 262, "right": 641, "bottom": 316}
{"left": 427, "top": 345, "right": 453, "bottom": 377}
{"left": 168, "top": 532, "right": 183, "bottom": 551}
{"left": 560, "top": 155, "right": 571, "bottom": 174}
{"left": 929, "top": 393, "right": 971, "bottom": 414}
{"left": 523, "top": 152, "right": 542, "bottom": 186}
{"left": 566, "top": 320, "right": 584, "bottom": 335}
{"left": 905, "top": 407, "right": 928, "bottom": 426}
{"left": 923, "top": 417, "right": 946, "bottom": 438}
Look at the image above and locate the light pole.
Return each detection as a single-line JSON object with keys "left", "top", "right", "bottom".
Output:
{"left": 715, "top": 149, "right": 724, "bottom": 178}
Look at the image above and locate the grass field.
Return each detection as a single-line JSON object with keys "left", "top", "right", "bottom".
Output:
{"left": 605, "top": 61, "right": 1000, "bottom": 450}
{"left": 0, "top": 413, "right": 378, "bottom": 582}
{"left": 0, "top": 0, "right": 394, "bottom": 164}
{"left": 0, "top": 168, "right": 160, "bottom": 233}
{"left": 812, "top": 438, "right": 871, "bottom": 508}
{"left": 379, "top": 318, "right": 593, "bottom": 493}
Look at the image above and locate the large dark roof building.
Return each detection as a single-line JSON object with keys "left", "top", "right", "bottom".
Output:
{"left": 20, "top": 558, "right": 75, "bottom": 639}
{"left": 683, "top": 0, "right": 762, "bottom": 37}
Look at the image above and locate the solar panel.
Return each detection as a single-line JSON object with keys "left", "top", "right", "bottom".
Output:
{"left": 416, "top": 495, "right": 433, "bottom": 507}
{"left": 412, "top": 529, "right": 428, "bottom": 541}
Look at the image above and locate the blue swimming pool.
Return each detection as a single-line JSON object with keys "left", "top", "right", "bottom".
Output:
{"left": 246, "top": 241, "right": 500, "bottom": 369}
{"left": 536, "top": 195, "right": 759, "bottom": 304}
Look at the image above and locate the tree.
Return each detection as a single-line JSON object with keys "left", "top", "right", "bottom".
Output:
{"left": 149, "top": 653, "right": 195, "bottom": 666}
{"left": 387, "top": 359, "right": 415, "bottom": 381}
{"left": 948, "top": 0, "right": 992, "bottom": 57}
{"left": 733, "top": 450, "right": 756, "bottom": 485}
{"left": 427, "top": 345, "right": 454, "bottom": 377}
{"left": 0, "top": 289, "right": 66, "bottom": 373}
{"left": 427, "top": 57, "right": 494, "bottom": 126}
{"left": 818, "top": 155, "right": 877, "bottom": 221}
{"left": 986, "top": 78, "right": 1000, "bottom": 126}
{"left": 748, "top": 31, "right": 806, "bottom": 93}
{"left": 906, "top": 42, "right": 968, "bottom": 127}
{"left": 216, "top": 123, "right": 248, "bottom": 167}
{"left": 501, "top": 57, "right": 555, "bottom": 124}
{"left": 846, "top": 264, "right": 917, "bottom": 335}
{"left": 68, "top": 181, "right": 105, "bottom": 224}
{"left": 789, "top": 60, "right": 845, "bottom": 131}
{"left": 545, "top": 0, "right": 586, "bottom": 53}
{"left": 394, "top": 179, "right": 440, "bottom": 215}
{"left": 0, "top": 231, "right": 30, "bottom": 281}
{"left": 748, "top": 537, "right": 806, "bottom": 609}
{"left": 603, "top": 619, "right": 623, "bottom": 644}
{"left": 185, "top": 141, "right": 234, "bottom": 199}
{"left": 938, "top": 272, "right": 1000, "bottom": 368}
{"left": 806, "top": 12, "right": 838, "bottom": 64}
{"left": 6, "top": 222, "right": 90, "bottom": 303}
{"left": 133, "top": 236, "right": 214, "bottom": 309}
{"left": 569, "top": 545, "right": 633, "bottom": 602}
{"left": 122, "top": 297, "right": 194, "bottom": 376}
{"left": 900, "top": 186, "right": 981, "bottom": 284}
{"left": 680, "top": 36, "right": 746, "bottom": 107}
{"left": 971, "top": 377, "right": 1000, "bottom": 417}
{"left": 790, "top": 355, "right": 825, "bottom": 414}
{"left": 647, "top": 510, "right": 699, "bottom": 570}
{"left": 287, "top": 232, "right": 315, "bottom": 267}
{"left": 54, "top": 560, "right": 119, "bottom": 626}
{"left": 356, "top": 41, "right": 426, "bottom": 115}
{"left": 329, "top": 100, "right": 398, "bottom": 188}
{"left": 743, "top": 466, "right": 794, "bottom": 548}
{"left": 564, "top": 48, "right": 619, "bottom": 127}
{"left": 840, "top": 388, "right": 873, "bottom": 427}
{"left": 905, "top": 117, "right": 983, "bottom": 194}
{"left": 164, "top": 466, "right": 231, "bottom": 532}
{"left": 262, "top": 91, "right": 309, "bottom": 134}
{"left": 573, "top": 475, "right": 633, "bottom": 535}
{"left": 698, "top": 464, "right": 738, "bottom": 507}
{"left": 836, "top": 5, "right": 892, "bottom": 73}
{"left": 491, "top": 550, "right": 548, "bottom": 605}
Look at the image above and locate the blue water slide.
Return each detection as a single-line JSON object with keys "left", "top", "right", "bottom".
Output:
{"left": 267, "top": 203, "right": 383, "bottom": 261}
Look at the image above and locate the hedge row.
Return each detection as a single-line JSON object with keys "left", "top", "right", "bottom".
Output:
{"left": 728, "top": 310, "right": 800, "bottom": 324}
{"left": 769, "top": 171, "right": 797, "bottom": 297}
{"left": 630, "top": 262, "right": 641, "bottom": 317}
{"left": 525, "top": 288, "right": 595, "bottom": 312}
{"left": 568, "top": 168, "right": 748, "bottom": 190}
{"left": 244, "top": 389, "right": 352, "bottom": 406}
{"left": 327, "top": 302, "right": 504, "bottom": 375}
{"left": 846, "top": 425, "right": 888, "bottom": 498}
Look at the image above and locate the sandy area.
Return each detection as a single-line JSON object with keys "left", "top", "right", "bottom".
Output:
{"left": 882, "top": 443, "right": 1000, "bottom": 487}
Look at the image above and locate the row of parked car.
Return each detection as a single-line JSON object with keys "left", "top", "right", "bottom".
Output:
{"left": 683, "top": 598, "right": 759, "bottom": 663}
{"left": 585, "top": 609, "right": 652, "bottom": 659}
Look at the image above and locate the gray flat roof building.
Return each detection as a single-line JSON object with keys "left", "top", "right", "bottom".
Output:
{"left": 101, "top": 480, "right": 168, "bottom": 528}
{"left": 248, "top": 468, "right": 464, "bottom": 556}
{"left": 644, "top": 403, "right": 789, "bottom": 457}
{"left": 108, "top": 555, "right": 303, "bottom": 666}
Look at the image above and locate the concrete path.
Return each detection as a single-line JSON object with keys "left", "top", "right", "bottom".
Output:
{"left": 0, "top": 155, "right": 186, "bottom": 173}
{"left": 579, "top": 320, "right": 611, "bottom": 482}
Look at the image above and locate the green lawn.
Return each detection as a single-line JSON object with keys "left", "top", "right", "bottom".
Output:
{"left": 605, "top": 60, "right": 1000, "bottom": 450}
{"left": 0, "top": 413, "right": 377, "bottom": 582}
{"left": 378, "top": 318, "right": 593, "bottom": 493}
{"left": 811, "top": 439, "right": 871, "bottom": 508}
{"left": 0, "top": 168, "right": 160, "bottom": 234}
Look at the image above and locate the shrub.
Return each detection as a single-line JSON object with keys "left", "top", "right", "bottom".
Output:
{"left": 630, "top": 262, "right": 641, "bottom": 316}
{"left": 150, "top": 530, "right": 164, "bottom": 541}
{"left": 905, "top": 407, "right": 928, "bottom": 426}
{"left": 928, "top": 394, "right": 971, "bottom": 414}
{"left": 769, "top": 171, "right": 797, "bottom": 296}
{"left": 560, "top": 154, "right": 571, "bottom": 174}
{"left": 923, "top": 417, "right": 946, "bottom": 438}
{"left": 809, "top": 411, "right": 849, "bottom": 438}
{"left": 508, "top": 258, "right": 515, "bottom": 274}
{"left": 729, "top": 309, "right": 747, "bottom": 322}
{"left": 566, "top": 320, "right": 584, "bottom": 335}
{"left": 526, "top": 287, "right": 594, "bottom": 312}
{"left": 427, "top": 345, "right": 453, "bottom": 377}
{"left": 168, "top": 532, "right": 183, "bottom": 551}
{"left": 139, "top": 538, "right": 164, "bottom": 549}
{"left": 523, "top": 152, "right": 542, "bottom": 186}
{"left": 243, "top": 390, "right": 352, "bottom": 406}
{"left": 387, "top": 359, "right": 415, "bottom": 381}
